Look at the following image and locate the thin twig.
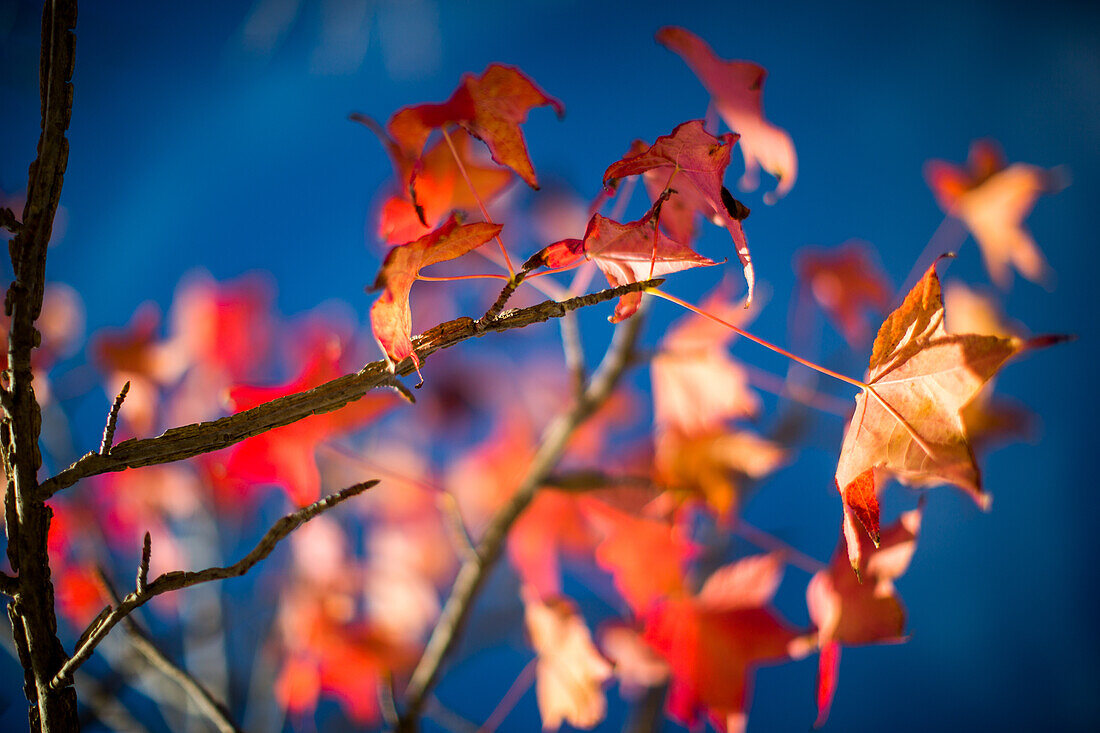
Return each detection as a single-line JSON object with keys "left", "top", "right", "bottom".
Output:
{"left": 41, "top": 279, "right": 662, "bottom": 498}
{"left": 382, "top": 375, "right": 417, "bottom": 405}
{"left": 479, "top": 271, "right": 528, "bottom": 324}
{"left": 559, "top": 311, "right": 586, "bottom": 397}
{"left": 479, "top": 657, "right": 537, "bottom": 733}
{"left": 51, "top": 479, "right": 379, "bottom": 689}
{"left": 436, "top": 490, "right": 477, "bottom": 562}
{"left": 136, "top": 531, "right": 150, "bottom": 593}
{"left": 397, "top": 300, "right": 651, "bottom": 730}
{"left": 99, "top": 380, "right": 130, "bottom": 454}
{"left": 379, "top": 672, "right": 399, "bottom": 729}
{"left": 96, "top": 570, "right": 244, "bottom": 733}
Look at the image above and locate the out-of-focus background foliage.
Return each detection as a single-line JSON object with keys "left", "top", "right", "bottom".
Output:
{"left": 1, "top": 0, "right": 1098, "bottom": 730}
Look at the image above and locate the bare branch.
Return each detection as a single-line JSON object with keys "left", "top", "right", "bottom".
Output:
{"left": 541, "top": 470, "right": 657, "bottom": 493}
{"left": 40, "top": 279, "right": 662, "bottom": 498}
{"left": 97, "top": 570, "right": 244, "bottom": 733}
{"left": 397, "top": 300, "right": 651, "bottom": 729}
{"left": 99, "top": 380, "right": 130, "bottom": 455}
{"left": 3, "top": 0, "right": 82, "bottom": 729}
{"left": 136, "top": 531, "right": 150, "bottom": 593}
{"left": 479, "top": 270, "right": 528, "bottom": 323}
{"left": 559, "top": 310, "right": 586, "bottom": 397}
{"left": 51, "top": 479, "right": 379, "bottom": 689}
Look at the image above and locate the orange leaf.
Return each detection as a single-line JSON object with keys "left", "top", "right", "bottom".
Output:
{"left": 525, "top": 190, "right": 716, "bottom": 323}
{"left": 642, "top": 554, "right": 797, "bottom": 732}
{"left": 657, "top": 27, "right": 797, "bottom": 204}
{"left": 387, "top": 64, "right": 563, "bottom": 190}
{"left": 584, "top": 500, "right": 694, "bottom": 615}
{"left": 358, "top": 115, "right": 515, "bottom": 243}
{"left": 796, "top": 241, "right": 892, "bottom": 347}
{"left": 369, "top": 216, "right": 502, "bottom": 371}
{"left": 834, "top": 260, "right": 1064, "bottom": 568}
{"left": 602, "top": 120, "right": 753, "bottom": 302}
{"left": 925, "top": 139, "right": 1060, "bottom": 288}
{"left": 807, "top": 508, "right": 921, "bottom": 726}
{"left": 524, "top": 591, "right": 612, "bottom": 731}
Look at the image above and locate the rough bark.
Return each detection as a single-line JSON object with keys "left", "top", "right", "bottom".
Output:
{"left": 3, "top": 1, "right": 81, "bottom": 730}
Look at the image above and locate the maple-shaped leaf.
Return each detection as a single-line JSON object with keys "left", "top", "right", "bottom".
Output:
{"left": 925, "top": 139, "right": 1060, "bottom": 288}
{"left": 602, "top": 120, "right": 753, "bottom": 302}
{"left": 652, "top": 284, "right": 760, "bottom": 435}
{"left": 807, "top": 508, "right": 921, "bottom": 726}
{"left": 642, "top": 554, "right": 800, "bottom": 733}
{"left": 387, "top": 64, "right": 563, "bottom": 189}
{"left": 167, "top": 270, "right": 274, "bottom": 382}
{"left": 276, "top": 593, "right": 417, "bottom": 724}
{"left": 524, "top": 591, "right": 613, "bottom": 730}
{"left": 224, "top": 337, "right": 397, "bottom": 506}
{"left": 524, "top": 191, "right": 717, "bottom": 323}
{"left": 944, "top": 281, "right": 1036, "bottom": 451}
{"left": 835, "top": 259, "right": 1064, "bottom": 569}
{"left": 655, "top": 426, "right": 787, "bottom": 518}
{"left": 796, "top": 241, "right": 892, "bottom": 347}
{"left": 357, "top": 115, "right": 515, "bottom": 243}
{"left": 370, "top": 216, "right": 502, "bottom": 371}
{"left": 657, "top": 27, "right": 797, "bottom": 204}
{"left": 583, "top": 500, "right": 695, "bottom": 615}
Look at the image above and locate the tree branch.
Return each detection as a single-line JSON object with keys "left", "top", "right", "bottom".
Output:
{"left": 397, "top": 299, "right": 651, "bottom": 730}
{"left": 99, "top": 379, "right": 130, "bottom": 455}
{"left": 97, "top": 571, "right": 244, "bottom": 733}
{"left": 51, "top": 479, "right": 378, "bottom": 689}
{"left": 4, "top": 1, "right": 81, "bottom": 730}
{"left": 40, "top": 279, "right": 662, "bottom": 498}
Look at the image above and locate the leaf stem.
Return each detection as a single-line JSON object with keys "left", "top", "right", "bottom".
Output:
{"left": 646, "top": 288, "right": 868, "bottom": 391}
{"left": 417, "top": 273, "right": 511, "bottom": 282}
{"left": 441, "top": 127, "right": 515, "bottom": 277}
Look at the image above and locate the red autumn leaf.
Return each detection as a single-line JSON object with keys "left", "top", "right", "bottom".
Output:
{"left": 655, "top": 426, "right": 787, "bottom": 518}
{"left": 796, "top": 241, "right": 892, "bottom": 347}
{"left": 357, "top": 115, "right": 515, "bottom": 243}
{"left": 651, "top": 284, "right": 760, "bottom": 435}
{"left": 925, "top": 139, "right": 1060, "bottom": 288}
{"left": 276, "top": 593, "right": 417, "bottom": 724}
{"left": 224, "top": 337, "right": 397, "bottom": 506}
{"left": 602, "top": 120, "right": 753, "bottom": 302}
{"left": 369, "top": 216, "right": 502, "bottom": 371}
{"left": 524, "top": 590, "right": 613, "bottom": 730}
{"left": 387, "top": 64, "right": 563, "bottom": 190}
{"left": 525, "top": 191, "right": 717, "bottom": 323}
{"left": 583, "top": 500, "right": 695, "bottom": 615}
{"left": 807, "top": 507, "right": 921, "bottom": 726}
{"left": 834, "top": 259, "right": 1065, "bottom": 569}
{"left": 167, "top": 270, "right": 274, "bottom": 382}
{"left": 657, "top": 27, "right": 797, "bottom": 204}
{"left": 642, "top": 554, "right": 799, "bottom": 733}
